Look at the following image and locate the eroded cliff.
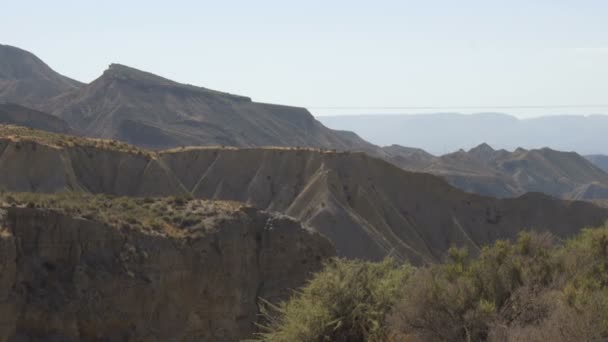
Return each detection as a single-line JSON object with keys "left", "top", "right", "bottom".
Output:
{"left": 0, "top": 194, "right": 334, "bottom": 341}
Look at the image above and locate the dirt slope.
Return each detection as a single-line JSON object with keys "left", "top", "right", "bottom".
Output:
{"left": 0, "top": 193, "right": 334, "bottom": 341}
{"left": 1, "top": 126, "right": 607, "bottom": 263}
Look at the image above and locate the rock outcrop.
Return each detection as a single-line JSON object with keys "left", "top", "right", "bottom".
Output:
{"left": 0, "top": 194, "right": 334, "bottom": 341}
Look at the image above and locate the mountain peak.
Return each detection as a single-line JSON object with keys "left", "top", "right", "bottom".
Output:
{"left": 469, "top": 142, "right": 495, "bottom": 153}
{"left": 468, "top": 143, "right": 497, "bottom": 160}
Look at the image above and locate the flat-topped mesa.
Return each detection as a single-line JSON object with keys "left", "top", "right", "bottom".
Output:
{"left": 0, "top": 192, "right": 335, "bottom": 341}
{"left": 100, "top": 63, "right": 252, "bottom": 102}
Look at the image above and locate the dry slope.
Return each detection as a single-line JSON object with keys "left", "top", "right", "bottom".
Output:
{"left": 0, "top": 103, "right": 71, "bottom": 134}
{"left": 1, "top": 125, "right": 607, "bottom": 264}
{"left": 0, "top": 44, "right": 82, "bottom": 109}
{"left": 0, "top": 193, "right": 334, "bottom": 341}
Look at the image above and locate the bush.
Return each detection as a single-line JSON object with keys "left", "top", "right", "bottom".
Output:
{"left": 253, "top": 258, "right": 413, "bottom": 342}
{"left": 389, "top": 232, "right": 559, "bottom": 341}
{"left": 259, "top": 226, "right": 608, "bottom": 342}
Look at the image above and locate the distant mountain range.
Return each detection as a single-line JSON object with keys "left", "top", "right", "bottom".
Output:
{"left": 385, "top": 143, "right": 608, "bottom": 200}
{"left": 319, "top": 113, "right": 608, "bottom": 155}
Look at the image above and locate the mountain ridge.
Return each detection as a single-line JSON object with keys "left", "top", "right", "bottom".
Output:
{"left": 319, "top": 113, "right": 608, "bottom": 155}
{"left": 0, "top": 45, "right": 381, "bottom": 153}
{"left": 386, "top": 142, "right": 608, "bottom": 200}
{"left": 1, "top": 125, "right": 607, "bottom": 263}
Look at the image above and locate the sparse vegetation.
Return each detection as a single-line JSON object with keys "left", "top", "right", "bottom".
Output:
{"left": 0, "top": 192, "right": 243, "bottom": 238}
{"left": 255, "top": 225, "right": 608, "bottom": 342}
{"left": 0, "top": 124, "right": 153, "bottom": 156}
{"left": 254, "top": 258, "right": 413, "bottom": 342}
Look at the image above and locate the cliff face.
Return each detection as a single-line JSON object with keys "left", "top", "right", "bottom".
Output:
{"left": 2, "top": 127, "right": 608, "bottom": 264}
{"left": 0, "top": 198, "right": 334, "bottom": 341}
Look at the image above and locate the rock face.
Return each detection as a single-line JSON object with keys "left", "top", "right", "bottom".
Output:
{"left": 0, "top": 197, "right": 334, "bottom": 341}
{"left": 2, "top": 126, "right": 608, "bottom": 264}
{"left": 386, "top": 143, "right": 608, "bottom": 200}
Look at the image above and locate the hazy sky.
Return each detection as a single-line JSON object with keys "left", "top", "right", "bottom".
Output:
{"left": 2, "top": 1, "right": 608, "bottom": 117}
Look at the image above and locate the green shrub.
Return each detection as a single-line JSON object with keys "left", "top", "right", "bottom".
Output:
{"left": 253, "top": 258, "right": 413, "bottom": 342}
{"left": 259, "top": 228, "right": 608, "bottom": 342}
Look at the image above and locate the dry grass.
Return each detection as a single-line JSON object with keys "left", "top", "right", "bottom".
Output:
{"left": 0, "top": 124, "right": 153, "bottom": 157}
{"left": 0, "top": 191, "right": 246, "bottom": 238}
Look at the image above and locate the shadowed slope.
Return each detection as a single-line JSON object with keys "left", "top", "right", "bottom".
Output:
{"left": 0, "top": 103, "right": 71, "bottom": 133}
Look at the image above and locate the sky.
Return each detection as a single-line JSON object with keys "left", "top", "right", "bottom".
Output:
{"left": 2, "top": 0, "right": 608, "bottom": 118}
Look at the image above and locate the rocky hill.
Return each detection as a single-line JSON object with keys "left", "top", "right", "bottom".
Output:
{"left": 387, "top": 143, "right": 608, "bottom": 200}
{"left": 0, "top": 192, "right": 334, "bottom": 341}
{"left": 0, "top": 45, "right": 380, "bottom": 153}
{"left": 1, "top": 125, "right": 607, "bottom": 263}
{"left": 0, "top": 44, "right": 82, "bottom": 109}
{"left": 0, "top": 102, "right": 71, "bottom": 133}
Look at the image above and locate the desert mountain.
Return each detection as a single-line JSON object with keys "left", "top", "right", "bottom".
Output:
{"left": 319, "top": 113, "right": 608, "bottom": 155}
{"left": 586, "top": 154, "right": 608, "bottom": 173}
{"left": 0, "top": 44, "right": 82, "bottom": 109}
{"left": 0, "top": 45, "right": 381, "bottom": 153}
{"left": 0, "top": 193, "right": 333, "bottom": 341}
{"left": 0, "top": 102, "right": 71, "bottom": 133}
{"left": 48, "top": 63, "right": 378, "bottom": 151}
{"left": 386, "top": 143, "right": 608, "bottom": 200}
{"left": 1, "top": 125, "right": 607, "bottom": 263}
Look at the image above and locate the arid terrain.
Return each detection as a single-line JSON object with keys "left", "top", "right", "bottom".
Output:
{"left": 1, "top": 40, "right": 608, "bottom": 341}
{"left": 1, "top": 125, "right": 607, "bottom": 264}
